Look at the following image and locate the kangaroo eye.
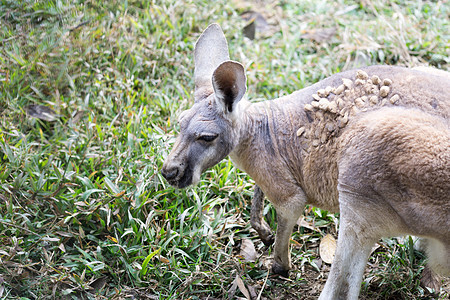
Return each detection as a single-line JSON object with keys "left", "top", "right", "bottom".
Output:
{"left": 198, "top": 134, "right": 218, "bottom": 142}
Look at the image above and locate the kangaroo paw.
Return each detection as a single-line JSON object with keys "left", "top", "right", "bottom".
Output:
{"left": 260, "top": 231, "right": 275, "bottom": 247}
{"left": 251, "top": 185, "right": 275, "bottom": 247}
{"left": 271, "top": 261, "right": 290, "bottom": 278}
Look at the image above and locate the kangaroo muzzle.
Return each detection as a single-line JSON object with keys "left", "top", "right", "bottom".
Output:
{"left": 161, "top": 165, "right": 179, "bottom": 181}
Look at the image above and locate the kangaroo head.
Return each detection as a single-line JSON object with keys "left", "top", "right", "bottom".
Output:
{"left": 161, "top": 24, "right": 247, "bottom": 188}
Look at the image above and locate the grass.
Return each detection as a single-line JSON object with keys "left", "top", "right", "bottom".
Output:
{"left": 0, "top": 0, "right": 449, "bottom": 299}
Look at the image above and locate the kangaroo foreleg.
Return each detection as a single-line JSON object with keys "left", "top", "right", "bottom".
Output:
{"left": 271, "top": 196, "right": 305, "bottom": 277}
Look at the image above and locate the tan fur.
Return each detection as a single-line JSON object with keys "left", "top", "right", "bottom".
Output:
{"left": 232, "top": 66, "right": 450, "bottom": 213}
{"left": 162, "top": 24, "right": 450, "bottom": 299}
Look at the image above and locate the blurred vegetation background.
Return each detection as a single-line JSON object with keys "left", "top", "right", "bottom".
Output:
{"left": 0, "top": 0, "right": 448, "bottom": 299}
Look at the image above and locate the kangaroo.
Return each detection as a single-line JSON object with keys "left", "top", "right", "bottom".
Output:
{"left": 161, "top": 24, "right": 450, "bottom": 299}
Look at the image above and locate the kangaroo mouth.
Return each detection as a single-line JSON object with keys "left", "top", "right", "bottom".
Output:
{"left": 167, "top": 168, "right": 194, "bottom": 189}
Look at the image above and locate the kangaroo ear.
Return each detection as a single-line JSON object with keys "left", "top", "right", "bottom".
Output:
{"left": 212, "top": 61, "right": 247, "bottom": 114}
{"left": 194, "top": 24, "right": 230, "bottom": 98}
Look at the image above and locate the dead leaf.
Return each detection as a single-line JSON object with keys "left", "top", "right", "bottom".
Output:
{"left": 243, "top": 22, "right": 256, "bottom": 40}
{"left": 79, "top": 226, "right": 85, "bottom": 238}
{"left": 56, "top": 231, "right": 73, "bottom": 237}
{"left": 114, "top": 191, "right": 126, "bottom": 198}
{"left": 241, "top": 11, "right": 269, "bottom": 40}
{"left": 319, "top": 234, "right": 337, "bottom": 264}
{"left": 228, "top": 274, "right": 238, "bottom": 300}
{"left": 25, "top": 104, "right": 58, "bottom": 122}
{"left": 42, "top": 236, "right": 60, "bottom": 242}
{"left": 370, "top": 242, "right": 381, "bottom": 255}
{"left": 297, "top": 216, "right": 319, "bottom": 232}
{"left": 290, "top": 238, "right": 302, "bottom": 248}
{"left": 300, "top": 27, "right": 337, "bottom": 43}
{"left": 90, "top": 276, "right": 108, "bottom": 292}
{"left": 159, "top": 256, "right": 170, "bottom": 264}
{"left": 313, "top": 258, "right": 322, "bottom": 270}
{"left": 240, "top": 238, "right": 257, "bottom": 262}
{"left": 235, "top": 273, "right": 251, "bottom": 300}
{"left": 106, "top": 235, "right": 117, "bottom": 243}
{"left": 71, "top": 110, "right": 85, "bottom": 124}
{"left": 247, "top": 285, "right": 258, "bottom": 299}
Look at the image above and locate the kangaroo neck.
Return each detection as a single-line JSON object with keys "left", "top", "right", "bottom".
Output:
{"left": 229, "top": 95, "right": 341, "bottom": 212}
{"left": 229, "top": 98, "right": 306, "bottom": 181}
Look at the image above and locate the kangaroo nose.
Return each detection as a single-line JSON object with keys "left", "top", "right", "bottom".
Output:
{"left": 162, "top": 167, "right": 178, "bottom": 181}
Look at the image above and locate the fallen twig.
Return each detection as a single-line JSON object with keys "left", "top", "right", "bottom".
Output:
{"left": 69, "top": 20, "right": 90, "bottom": 32}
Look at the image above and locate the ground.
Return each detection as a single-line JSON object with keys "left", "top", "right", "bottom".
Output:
{"left": 0, "top": 0, "right": 449, "bottom": 299}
